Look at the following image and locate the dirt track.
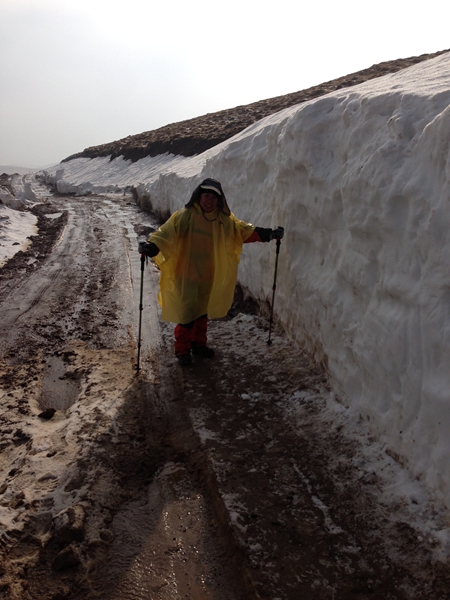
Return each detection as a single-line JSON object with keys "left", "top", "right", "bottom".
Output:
{"left": 0, "top": 194, "right": 450, "bottom": 599}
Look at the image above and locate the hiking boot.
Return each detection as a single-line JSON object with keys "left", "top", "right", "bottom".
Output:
{"left": 191, "top": 343, "right": 215, "bottom": 358}
{"left": 177, "top": 352, "right": 192, "bottom": 366}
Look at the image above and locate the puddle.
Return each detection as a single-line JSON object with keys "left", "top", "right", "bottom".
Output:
{"left": 40, "top": 355, "right": 81, "bottom": 411}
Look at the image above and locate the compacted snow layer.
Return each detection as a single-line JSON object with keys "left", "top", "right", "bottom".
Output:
{"left": 0, "top": 205, "right": 37, "bottom": 267}
{"left": 0, "top": 173, "right": 51, "bottom": 265}
{"left": 42, "top": 52, "right": 450, "bottom": 506}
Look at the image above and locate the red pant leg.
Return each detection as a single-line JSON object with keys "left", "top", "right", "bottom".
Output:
{"left": 174, "top": 323, "right": 193, "bottom": 356}
{"left": 191, "top": 314, "right": 208, "bottom": 346}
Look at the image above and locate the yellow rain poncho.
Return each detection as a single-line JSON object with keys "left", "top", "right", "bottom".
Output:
{"left": 149, "top": 202, "right": 255, "bottom": 324}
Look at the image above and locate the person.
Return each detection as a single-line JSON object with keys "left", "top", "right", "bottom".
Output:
{"left": 139, "top": 178, "right": 284, "bottom": 366}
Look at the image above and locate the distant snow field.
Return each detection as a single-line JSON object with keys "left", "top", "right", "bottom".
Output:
{"left": 20, "top": 51, "right": 450, "bottom": 508}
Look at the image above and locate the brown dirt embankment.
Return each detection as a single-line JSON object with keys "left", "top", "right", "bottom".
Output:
{"left": 62, "top": 50, "right": 448, "bottom": 163}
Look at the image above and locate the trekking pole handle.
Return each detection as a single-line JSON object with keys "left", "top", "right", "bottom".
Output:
{"left": 271, "top": 226, "right": 284, "bottom": 241}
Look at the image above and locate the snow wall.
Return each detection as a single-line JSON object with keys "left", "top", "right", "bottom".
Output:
{"left": 43, "top": 52, "right": 450, "bottom": 507}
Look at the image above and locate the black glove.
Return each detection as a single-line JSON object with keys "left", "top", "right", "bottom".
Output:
{"left": 270, "top": 227, "right": 284, "bottom": 240}
{"left": 138, "top": 241, "right": 160, "bottom": 257}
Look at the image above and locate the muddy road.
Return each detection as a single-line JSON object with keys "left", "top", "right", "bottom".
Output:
{"left": 0, "top": 194, "right": 449, "bottom": 599}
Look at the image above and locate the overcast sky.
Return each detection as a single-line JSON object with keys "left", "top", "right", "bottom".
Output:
{"left": 0, "top": 0, "right": 448, "bottom": 168}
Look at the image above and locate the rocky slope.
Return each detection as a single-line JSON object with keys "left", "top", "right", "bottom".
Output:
{"left": 63, "top": 50, "right": 448, "bottom": 163}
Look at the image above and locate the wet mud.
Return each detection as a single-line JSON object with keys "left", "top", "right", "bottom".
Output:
{"left": 0, "top": 194, "right": 449, "bottom": 599}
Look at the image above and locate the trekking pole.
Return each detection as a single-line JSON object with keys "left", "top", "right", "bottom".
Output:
{"left": 267, "top": 235, "right": 282, "bottom": 345}
{"left": 136, "top": 252, "right": 146, "bottom": 371}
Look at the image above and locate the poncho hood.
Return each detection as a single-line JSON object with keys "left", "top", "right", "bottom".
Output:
{"left": 185, "top": 178, "right": 231, "bottom": 216}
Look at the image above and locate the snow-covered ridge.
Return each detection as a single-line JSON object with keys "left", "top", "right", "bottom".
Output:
{"left": 42, "top": 52, "right": 450, "bottom": 506}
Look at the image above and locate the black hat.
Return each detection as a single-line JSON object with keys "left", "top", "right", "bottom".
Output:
{"left": 199, "top": 178, "right": 223, "bottom": 197}
{"left": 185, "top": 178, "right": 230, "bottom": 215}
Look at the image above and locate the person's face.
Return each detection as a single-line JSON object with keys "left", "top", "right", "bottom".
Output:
{"left": 199, "top": 192, "right": 219, "bottom": 213}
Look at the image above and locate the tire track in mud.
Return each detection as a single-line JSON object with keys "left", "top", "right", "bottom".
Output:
{"left": 0, "top": 195, "right": 151, "bottom": 598}
{"left": 0, "top": 201, "right": 92, "bottom": 350}
{"left": 87, "top": 344, "right": 257, "bottom": 600}
{"left": 5, "top": 260, "right": 68, "bottom": 326}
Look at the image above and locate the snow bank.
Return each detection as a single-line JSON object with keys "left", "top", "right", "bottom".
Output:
{"left": 202, "top": 53, "right": 450, "bottom": 506}
{"left": 40, "top": 52, "right": 450, "bottom": 507}
{"left": 0, "top": 205, "right": 37, "bottom": 267}
{"left": 41, "top": 153, "right": 192, "bottom": 196}
{"left": 0, "top": 173, "right": 41, "bottom": 210}
{"left": 0, "top": 173, "right": 50, "bottom": 265}
{"left": 14, "top": 172, "right": 45, "bottom": 202}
